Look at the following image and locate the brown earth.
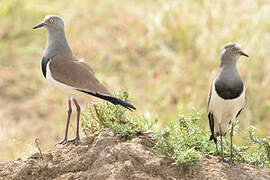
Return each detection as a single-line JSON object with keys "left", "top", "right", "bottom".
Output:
{"left": 0, "top": 129, "right": 269, "bottom": 180}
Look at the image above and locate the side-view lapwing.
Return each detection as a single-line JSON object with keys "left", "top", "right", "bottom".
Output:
{"left": 33, "top": 15, "right": 136, "bottom": 145}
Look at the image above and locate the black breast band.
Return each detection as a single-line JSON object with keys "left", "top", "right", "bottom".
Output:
{"left": 215, "top": 81, "right": 244, "bottom": 99}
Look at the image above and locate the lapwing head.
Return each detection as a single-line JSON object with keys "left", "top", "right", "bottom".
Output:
{"left": 33, "top": 15, "right": 64, "bottom": 31}
{"left": 222, "top": 43, "right": 248, "bottom": 60}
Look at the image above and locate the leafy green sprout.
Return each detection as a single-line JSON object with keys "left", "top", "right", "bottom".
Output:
{"left": 81, "top": 90, "right": 155, "bottom": 140}
{"left": 154, "top": 112, "right": 270, "bottom": 168}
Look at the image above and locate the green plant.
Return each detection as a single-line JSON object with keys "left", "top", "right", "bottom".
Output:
{"left": 81, "top": 90, "right": 155, "bottom": 140}
{"left": 154, "top": 112, "right": 270, "bottom": 168}
{"left": 241, "top": 127, "right": 270, "bottom": 168}
{"left": 154, "top": 112, "right": 213, "bottom": 167}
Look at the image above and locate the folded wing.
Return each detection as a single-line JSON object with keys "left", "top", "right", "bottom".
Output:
{"left": 49, "top": 54, "right": 111, "bottom": 96}
{"left": 49, "top": 54, "right": 136, "bottom": 111}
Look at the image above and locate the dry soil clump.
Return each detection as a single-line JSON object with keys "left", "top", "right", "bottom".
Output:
{"left": 0, "top": 129, "right": 269, "bottom": 180}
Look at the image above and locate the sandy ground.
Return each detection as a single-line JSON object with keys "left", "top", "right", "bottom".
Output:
{"left": 0, "top": 129, "right": 269, "bottom": 180}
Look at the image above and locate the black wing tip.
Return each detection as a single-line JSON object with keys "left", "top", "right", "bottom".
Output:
{"left": 127, "top": 105, "right": 136, "bottom": 111}
{"left": 209, "top": 135, "right": 217, "bottom": 144}
{"left": 125, "top": 103, "right": 136, "bottom": 111}
{"left": 110, "top": 97, "right": 136, "bottom": 111}
{"left": 77, "top": 89, "right": 136, "bottom": 111}
{"left": 208, "top": 112, "right": 217, "bottom": 144}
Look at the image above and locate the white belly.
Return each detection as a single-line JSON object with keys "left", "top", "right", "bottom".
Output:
{"left": 208, "top": 83, "right": 246, "bottom": 136}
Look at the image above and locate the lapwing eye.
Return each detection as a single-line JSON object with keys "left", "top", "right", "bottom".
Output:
{"left": 230, "top": 46, "right": 236, "bottom": 51}
{"left": 48, "top": 18, "right": 55, "bottom": 24}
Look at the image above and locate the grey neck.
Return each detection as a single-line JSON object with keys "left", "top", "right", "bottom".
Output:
{"left": 44, "top": 29, "right": 72, "bottom": 59}
{"left": 220, "top": 53, "right": 237, "bottom": 68}
{"left": 218, "top": 53, "right": 241, "bottom": 80}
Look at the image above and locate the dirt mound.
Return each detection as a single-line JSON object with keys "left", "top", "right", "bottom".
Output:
{"left": 0, "top": 129, "right": 269, "bottom": 180}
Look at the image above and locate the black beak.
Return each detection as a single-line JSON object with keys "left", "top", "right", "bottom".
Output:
{"left": 240, "top": 50, "right": 249, "bottom": 57}
{"left": 33, "top": 22, "right": 45, "bottom": 29}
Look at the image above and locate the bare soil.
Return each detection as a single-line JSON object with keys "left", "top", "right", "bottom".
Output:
{"left": 0, "top": 129, "right": 269, "bottom": 180}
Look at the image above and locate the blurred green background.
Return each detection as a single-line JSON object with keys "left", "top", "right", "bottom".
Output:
{"left": 0, "top": 0, "right": 270, "bottom": 160}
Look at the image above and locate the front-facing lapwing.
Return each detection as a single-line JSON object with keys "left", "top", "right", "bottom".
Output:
{"left": 33, "top": 15, "right": 136, "bottom": 145}
{"left": 207, "top": 43, "right": 248, "bottom": 165}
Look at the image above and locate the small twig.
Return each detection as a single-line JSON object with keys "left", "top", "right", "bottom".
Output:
{"left": 113, "top": 117, "right": 128, "bottom": 124}
{"left": 94, "top": 104, "right": 106, "bottom": 127}
{"left": 139, "top": 131, "right": 153, "bottom": 136}
{"left": 35, "top": 138, "right": 43, "bottom": 159}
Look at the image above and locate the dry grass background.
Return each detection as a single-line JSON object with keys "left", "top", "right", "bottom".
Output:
{"left": 0, "top": 0, "right": 270, "bottom": 160}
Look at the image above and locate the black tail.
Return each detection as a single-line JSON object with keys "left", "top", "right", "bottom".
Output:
{"left": 77, "top": 90, "right": 136, "bottom": 111}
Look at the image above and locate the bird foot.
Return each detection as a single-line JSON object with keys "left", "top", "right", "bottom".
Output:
{"left": 218, "top": 157, "right": 226, "bottom": 163}
{"left": 227, "top": 159, "right": 236, "bottom": 167}
{"left": 54, "top": 139, "right": 68, "bottom": 147}
{"left": 67, "top": 137, "right": 80, "bottom": 146}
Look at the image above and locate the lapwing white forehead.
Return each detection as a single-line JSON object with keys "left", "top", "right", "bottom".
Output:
{"left": 222, "top": 42, "right": 241, "bottom": 54}
{"left": 223, "top": 42, "right": 241, "bottom": 49}
{"left": 44, "top": 15, "right": 62, "bottom": 22}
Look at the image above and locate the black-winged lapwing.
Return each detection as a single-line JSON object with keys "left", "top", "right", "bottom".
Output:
{"left": 33, "top": 15, "right": 136, "bottom": 145}
{"left": 207, "top": 42, "right": 248, "bottom": 165}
